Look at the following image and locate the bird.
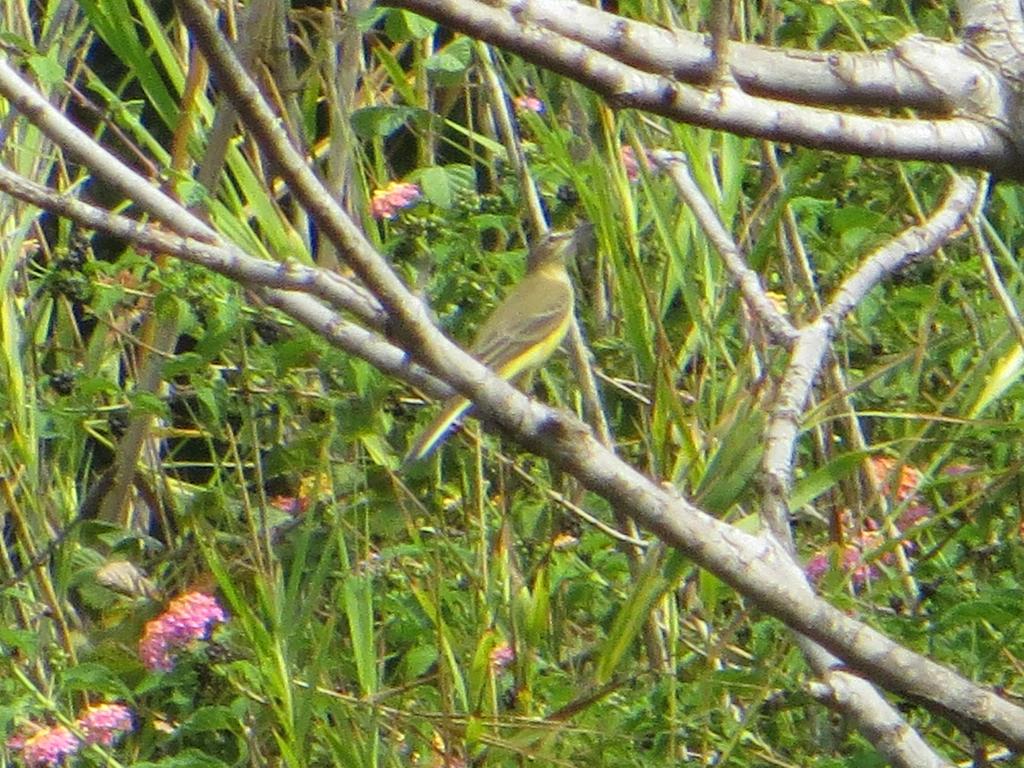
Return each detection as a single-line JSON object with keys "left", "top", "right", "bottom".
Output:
{"left": 404, "top": 227, "right": 581, "bottom": 464}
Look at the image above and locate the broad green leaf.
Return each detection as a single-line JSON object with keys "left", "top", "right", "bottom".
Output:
{"left": 790, "top": 451, "right": 871, "bottom": 510}
{"left": 351, "top": 105, "right": 425, "bottom": 140}
{"left": 414, "top": 164, "right": 476, "bottom": 208}
{"left": 27, "top": 52, "right": 64, "bottom": 88}
{"left": 384, "top": 9, "right": 437, "bottom": 41}
{"left": 595, "top": 560, "right": 665, "bottom": 684}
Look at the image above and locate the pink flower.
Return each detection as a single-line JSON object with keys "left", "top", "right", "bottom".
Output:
{"left": 512, "top": 95, "right": 545, "bottom": 114}
{"left": 370, "top": 182, "right": 421, "bottom": 220}
{"left": 804, "top": 551, "right": 830, "bottom": 582}
{"left": 621, "top": 146, "right": 654, "bottom": 182}
{"left": 805, "top": 541, "right": 879, "bottom": 588}
{"left": 489, "top": 643, "right": 515, "bottom": 672}
{"left": 270, "top": 494, "right": 309, "bottom": 517}
{"left": 6, "top": 732, "right": 26, "bottom": 751}
{"left": 850, "top": 533, "right": 884, "bottom": 586}
{"left": 942, "top": 462, "right": 975, "bottom": 477}
{"left": 896, "top": 503, "right": 932, "bottom": 531}
{"left": 76, "top": 703, "right": 134, "bottom": 747}
{"left": 9, "top": 725, "right": 79, "bottom": 768}
{"left": 139, "top": 591, "right": 226, "bottom": 671}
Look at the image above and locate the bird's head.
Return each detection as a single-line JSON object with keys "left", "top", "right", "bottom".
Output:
{"left": 527, "top": 223, "right": 592, "bottom": 272}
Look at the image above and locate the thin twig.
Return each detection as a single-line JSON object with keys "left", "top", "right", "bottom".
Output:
{"left": 653, "top": 149, "right": 798, "bottom": 345}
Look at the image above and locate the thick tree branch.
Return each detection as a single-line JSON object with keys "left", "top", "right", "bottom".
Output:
{"left": 806, "top": 660, "right": 953, "bottom": 768}
{"left": 386, "top": 0, "right": 1022, "bottom": 177}
{"left": 959, "top": 0, "right": 1024, "bottom": 85}
{"left": 762, "top": 174, "right": 977, "bottom": 533}
{"left": 500, "top": 0, "right": 974, "bottom": 112}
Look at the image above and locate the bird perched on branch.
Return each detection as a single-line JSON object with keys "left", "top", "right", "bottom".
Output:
{"left": 404, "top": 227, "right": 584, "bottom": 464}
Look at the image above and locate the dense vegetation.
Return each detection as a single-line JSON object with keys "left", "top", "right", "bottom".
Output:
{"left": 2, "top": 1, "right": 1024, "bottom": 766}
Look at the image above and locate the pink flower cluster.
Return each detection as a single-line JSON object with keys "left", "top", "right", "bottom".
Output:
{"left": 512, "top": 95, "right": 544, "bottom": 114}
{"left": 7, "top": 704, "right": 133, "bottom": 768}
{"left": 139, "top": 591, "right": 226, "bottom": 672}
{"left": 7, "top": 725, "right": 78, "bottom": 768}
{"left": 77, "top": 704, "right": 134, "bottom": 747}
{"left": 370, "top": 181, "right": 421, "bottom": 220}
{"left": 488, "top": 642, "right": 515, "bottom": 673}
{"left": 805, "top": 535, "right": 885, "bottom": 589}
{"left": 621, "top": 146, "right": 655, "bottom": 182}
{"left": 805, "top": 457, "right": 957, "bottom": 588}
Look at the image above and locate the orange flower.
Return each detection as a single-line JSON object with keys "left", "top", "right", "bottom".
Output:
{"left": 868, "top": 456, "right": 922, "bottom": 502}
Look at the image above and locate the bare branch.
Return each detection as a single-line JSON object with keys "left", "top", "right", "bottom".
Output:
{"left": 0, "top": 61, "right": 212, "bottom": 241}
{"left": 806, "top": 652, "right": 954, "bottom": 768}
{"left": 0, "top": 164, "right": 448, "bottom": 401}
{"left": 656, "top": 147, "right": 954, "bottom": 767}
{"left": 256, "top": 289, "right": 449, "bottom": 399}
{"left": 386, "top": 0, "right": 1021, "bottom": 176}
{"left": 503, "top": 0, "right": 969, "bottom": 112}
{"left": 653, "top": 150, "right": 798, "bottom": 345}
{"left": 0, "top": 152, "right": 384, "bottom": 329}
{"left": 762, "top": 175, "right": 979, "bottom": 533}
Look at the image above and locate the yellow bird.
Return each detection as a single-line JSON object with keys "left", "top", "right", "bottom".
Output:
{"left": 404, "top": 228, "right": 581, "bottom": 463}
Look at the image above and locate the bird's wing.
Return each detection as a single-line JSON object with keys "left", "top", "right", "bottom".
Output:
{"left": 470, "top": 271, "right": 572, "bottom": 373}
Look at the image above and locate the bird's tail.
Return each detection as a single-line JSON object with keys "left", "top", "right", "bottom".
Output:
{"left": 403, "top": 396, "right": 473, "bottom": 465}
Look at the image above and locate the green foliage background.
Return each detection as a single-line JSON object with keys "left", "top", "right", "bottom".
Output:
{"left": 2, "top": 1, "right": 1023, "bottom": 766}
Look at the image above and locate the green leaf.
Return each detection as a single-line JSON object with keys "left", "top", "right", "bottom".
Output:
{"left": 77, "top": 0, "right": 179, "bottom": 130}
{"left": 384, "top": 9, "right": 436, "bottom": 41}
{"left": 971, "top": 344, "right": 1023, "bottom": 418}
{"left": 695, "top": 405, "right": 766, "bottom": 513}
{"left": 0, "top": 32, "right": 33, "bottom": 54}
{"left": 356, "top": 7, "right": 387, "bottom": 31}
{"left": 350, "top": 105, "right": 425, "bottom": 140}
{"left": 0, "top": 627, "right": 38, "bottom": 656}
{"left": 27, "top": 52, "right": 64, "bottom": 88}
{"left": 153, "top": 290, "right": 182, "bottom": 326}
{"left": 400, "top": 644, "right": 438, "bottom": 682}
{"left": 359, "top": 433, "right": 394, "bottom": 467}
{"left": 595, "top": 561, "right": 666, "bottom": 684}
{"left": 526, "top": 566, "right": 551, "bottom": 646}
{"left": 424, "top": 52, "right": 469, "bottom": 85}
{"left": 343, "top": 575, "right": 377, "bottom": 695}
{"left": 195, "top": 384, "right": 224, "bottom": 438}
{"left": 468, "top": 631, "right": 499, "bottom": 705}
{"left": 163, "top": 352, "right": 205, "bottom": 377}
{"left": 424, "top": 38, "right": 472, "bottom": 85}
{"left": 413, "top": 164, "right": 477, "bottom": 209}
{"left": 129, "top": 390, "right": 169, "bottom": 419}
{"left": 938, "top": 599, "right": 1016, "bottom": 629}
{"left": 181, "top": 706, "right": 240, "bottom": 734}
{"left": 790, "top": 451, "right": 871, "bottom": 510}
